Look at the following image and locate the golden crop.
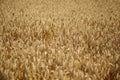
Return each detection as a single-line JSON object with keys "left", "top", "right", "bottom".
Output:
{"left": 0, "top": 0, "right": 120, "bottom": 80}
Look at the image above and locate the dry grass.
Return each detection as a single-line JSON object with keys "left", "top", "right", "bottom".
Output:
{"left": 0, "top": 0, "right": 120, "bottom": 80}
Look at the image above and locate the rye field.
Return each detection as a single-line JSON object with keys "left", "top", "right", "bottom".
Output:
{"left": 0, "top": 0, "right": 120, "bottom": 80}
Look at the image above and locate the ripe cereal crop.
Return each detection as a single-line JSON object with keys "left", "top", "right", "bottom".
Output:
{"left": 0, "top": 0, "right": 120, "bottom": 80}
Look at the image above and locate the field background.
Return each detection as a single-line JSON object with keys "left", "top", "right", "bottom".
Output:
{"left": 0, "top": 0, "right": 120, "bottom": 80}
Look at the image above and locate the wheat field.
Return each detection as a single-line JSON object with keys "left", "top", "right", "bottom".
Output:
{"left": 0, "top": 0, "right": 120, "bottom": 80}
